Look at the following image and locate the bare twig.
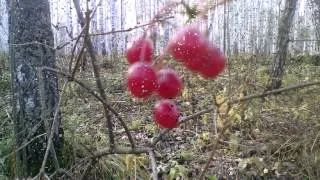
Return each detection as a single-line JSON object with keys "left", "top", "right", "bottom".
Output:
{"left": 229, "top": 80, "right": 320, "bottom": 104}
{"left": 151, "top": 81, "right": 320, "bottom": 147}
{"left": 70, "top": 44, "right": 86, "bottom": 77}
{"left": 57, "top": 169, "right": 73, "bottom": 179}
{"left": 73, "top": 0, "right": 116, "bottom": 150}
{"left": 89, "top": 16, "right": 174, "bottom": 36}
{"left": 267, "top": 138, "right": 293, "bottom": 161}
{"left": 311, "top": 132, "right": 320, "bottom": 152}
{"left": 11, "top": 41, "right": 55, "bottom": 49}
{"left": 42, "top": 67, "right": 136, "bottom": 149}
{"left": 199, "top": 119, "right": 232, "bottom": 179}
{"left": 80, "top": 159, "right": 97, "bottom": 180}
{"left": 37, "top": 68, "right": 61, "bottom": 174}
{"left": 52, "top": 23, "right": 73, "bottom": 39}
{"left": 55, "top": 16, "right": 173, "bottom": 51}
{"left": 88, "top": 147, "right": 150, "bottom": 159}
{"left": 68, "top": 24, "right": 88, "bottom": 73}
{"left": 39, "top": 80, "right": 68, "bottom": 176}
{"left": 59, "top": 147, "right": 149, "bottom": 179}
{"left": 151, "top": 106, "right": 215, "bottom": 146}
{"left": 289, "top": 39, "right": 320, "bottom": 41}
{"left": 49, "top": 168, "right": 73, "bottom": 179}
{"left": 1, "top": 133, "right": 47, "bottom": 160}
{"left": 148, "top": 150, "right": 158, "bottom": 180}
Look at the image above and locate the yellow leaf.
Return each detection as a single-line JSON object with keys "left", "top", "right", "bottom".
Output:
{"left": 215, "top": 94, "right": 225, "bottom": 105}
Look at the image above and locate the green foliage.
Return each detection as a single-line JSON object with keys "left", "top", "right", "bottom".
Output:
{"left": 0, "top": 137, "right": 13, "bottom": 178}
{"left": 289, "top": 54, "right": 320, "bottom": 66}
{"left": 229, "top": 134, "right": 239, "bottom": 154}
{"left": 130, "top": 119, "right": 143, "bottom": 130}
{"left": 168, "top": 161, "right": 187, "bottom": 180}
{"left": 0, "top": 52, "right": 10, "bottom": 95}
{"left": 207, "top": 175, "right": 217, "bottom": 180}
{"left": 178, "top": 150, "right": 193, "bottom": 162}
{"left": 0, "top": 52, "right": 12, "bottom": 179}
{"left": 145, "top": 124, "right": 157, "bottom": 135}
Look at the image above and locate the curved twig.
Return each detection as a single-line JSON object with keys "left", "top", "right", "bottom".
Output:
{"left": 74, "top": 0, "right": 115, "bottom": 149}
{"left": 39, "top": 80, "right": 68, "bottom": 177}
{"left": 151, "top": 80, "right": 320, "bottom": 147}
{"left": 42, "top": 67, "right": 136, "bottom": 149}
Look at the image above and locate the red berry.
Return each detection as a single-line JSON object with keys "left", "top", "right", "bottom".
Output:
{"left": 166, "top": 25, "right": 209, "bottom": 62}
{"left": 126, "top": 38, "right": 153, "bottom": 64}
{"left": 183, "top": 52, "right": 211, "bottom": 71}
{"left": 198, "top": 47, "right": 225, "bottom": 78}
{"left": 126, "top": 62, "right": 157, "bottom": 98}
{"left": 156, "top": 68, "right": 183, "bottom": 99}
{"left": 153, "top": 100, "right": 180, "bottom": 128}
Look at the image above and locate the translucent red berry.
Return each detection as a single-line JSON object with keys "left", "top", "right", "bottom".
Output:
{"left": 166, "top": 25, "right": 209, "bottom": 62}
{"left": 153, "top": 100, "right": 180, "bottom": 128}
{"left": 198, "top": 47, "right": 225, "bottom": 78}
{"left": 156, "top": 68, "right": 183, "bottom": 99}
{"left": 126, "top": 38, "right": 153, "bottom": 64}
{"left": 183, "top": 54, "right": 210, "bottom": 72}
{"left": 126, "top": 62, "right": 157, "bottom": 98}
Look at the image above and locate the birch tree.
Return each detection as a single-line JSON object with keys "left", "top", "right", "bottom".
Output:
{"left": 8, "top": 0, "right": 62, "bottom": 177}
{"left": 267, "top": 0, "right": 298, "bottom": 90}
{"left": 309, "top": 0, "right": 320, "bottom": 49}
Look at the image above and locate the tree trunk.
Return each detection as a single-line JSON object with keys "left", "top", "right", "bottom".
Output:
{"left": 110, "top": 0, "right": 117, "bottom": 59}
{"left": 309, "top": 0, "right": 320, "bottom": 50}
{"left": 99, "top": 0, "right": 106, "bottom": 55}
{"left": 266, "top": 0, "right": 298, "bottom": 90}
{"left": 8, "top": 0, "right": 62, "bottom": 178}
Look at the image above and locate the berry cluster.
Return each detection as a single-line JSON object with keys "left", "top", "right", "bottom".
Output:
{"left": 125, "top": 25, "right": 225, "bottom": 129}
{"left": 166, "top": 25, "right": 225, "bottom": 78}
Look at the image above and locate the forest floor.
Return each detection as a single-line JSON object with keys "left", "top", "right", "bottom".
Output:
{"left": 1, "top": 54, "right": 320, "bottom": 179}
{"left": 56, "top": 54, "right": 320, "bottom": 179}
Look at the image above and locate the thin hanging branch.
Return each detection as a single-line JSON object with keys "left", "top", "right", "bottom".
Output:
{"left": 42, "top": 67, "right": 136, "bottom": 149}
{"left": 55, "top": 16, "right": 174, "bottom": 51}
{"left": 89, "top": 16, "right": 174, "bottom": 36}
{"left": 73, "top": 0, "right": 116, "bottom": 149}
{"left": 68, "top": 23, "right": 88, "bottom": 73}
{"left": 39, "top": 80, "right": 68, "bottom": 177}
{"left": 37, "top": 68, "right": 62, "bottom": 176}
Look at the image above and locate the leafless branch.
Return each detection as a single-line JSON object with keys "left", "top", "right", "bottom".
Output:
{"left": 52, "top": 23, "right": 73, "bottom": 39}
{"left": 229, "top": 80, "right": 320, "bottom": 104}
{"left": 148, "top": 150, "right": 159, "bottom": 180}
{"left": 1, "top": 133, "right": 47, "bottom": 161}
{"left": 87, "top": 147, "right": 150, "bottom": 159}
{"left": 68, "top": 23, "right": 88, "bottom": 73}
{"left": 73, "top": 0, "right": 116, "bottom": 150}
{"left": 289, "top": 39, "right": 320, "bottom": 41}
{"left": 42, "top": 67, "right": 136, "bottom": 149}
{"left": 39, "top": 80, "right": 68, "bottom": 177}
{"left": 89, "top": 16, "right": 175, "bottom": 36}
{"left": 198, "top": 119, "right": 232, "bottom": 179}
{"left": 151, "top": 80, "right": 320, "bottom": 147}
{"left": 37, "top": 68, "right": 62, "bottom": 176}
{"left": 80, "top": 159, "right": 97, "bottom": 180}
